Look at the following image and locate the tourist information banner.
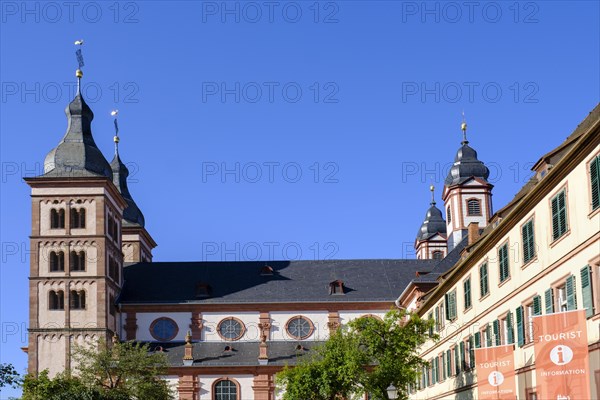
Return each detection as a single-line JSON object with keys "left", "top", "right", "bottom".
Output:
{"left": 533, "top": 309, "right": 591, "bottom": 400}
{"left": 474, "top": 344, "right": 516, "bottom": 399}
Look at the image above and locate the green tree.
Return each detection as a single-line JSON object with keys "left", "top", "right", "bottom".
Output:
{"left": 0, "top": 363, "right": 20, "bottom": 388}
{"left": 276, "top": 309, "right": 434, "bottom": 400}
{"left": 0, "top": 363, "right": 20, "bottom": 389}
{"left": 21, "top": 340, "right": 173, "bottom": 400}
{"left": 72, "top": 340, "right": 173, "bottom": 400}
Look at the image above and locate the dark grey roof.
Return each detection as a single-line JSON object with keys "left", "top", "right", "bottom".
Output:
{"left": 147, "top": 341, "right": 319, "bottom": 367}
{"left": 444, "top": 141, "right": 490, "bottom": 186}
{"left": 408, "top": 235, "right": 469, "bottom": 285}
{"left": 43, "top": 94, "right": 113, "bottom": 179}
{"left": 120, "top": 259, "right": 438, "bottom": 304}
{"left": 415, "top": 202, "right": 446, "bottom": 241}
{"left": 111, "top": 152, "right": 145, "bottom": 227}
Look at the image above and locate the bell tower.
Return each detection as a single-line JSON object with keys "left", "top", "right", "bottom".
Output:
{"left": 415, "top": 185, "right": 447, "bottom": 260}
{"left": 442, "top": 118, "right": 493, "bottom": 251}
{"left": 24, "top": 61, "right": 127, "bottom": 376}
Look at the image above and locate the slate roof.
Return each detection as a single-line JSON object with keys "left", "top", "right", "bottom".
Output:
{"left": 444, "top": 142, "right": 490, "bottom": 186}
{"left": 147, "top": 341, "right": 319, "bottom": 367}
{"left": 43, "top": 94, "right": 113, "bottom": 179}
{"left": 407, "top": 235, "right": 469, "bottom": 284}
{"left": 119, "top": 259, "right": 438, "bottom": 304}
{"left": 111, "top": 152, "right": 145, "bottom": 227}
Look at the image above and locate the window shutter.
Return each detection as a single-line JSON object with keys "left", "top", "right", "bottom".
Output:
{"left": 441, "top": 353, "right": 447, "bottom": 380}
{"left": 522, "top": 220, "right": 535, "bottom": 263}
{"left": 545, "top": 288, "right": 554, "bottom": 314}
{"left": 566, "top": 275, "right": 577, "bottom": 311}
{"left": 591, "top": 155, "right": 600, "bottom": 210}
{"left": 533, "top": 295, "right": 542, "bottom": 316}
{"left": 516, "top": 306, "right": 524, "bottom": 347}
{"left": 479, "top": 264, "right": 486, "bottom": 296}
{"left": 448, "top": 290, "right": 457, "bottom": 320}
{"left": 428, "top": 312, "right": 434, "bottom": 337}
{"left": 446, "top": 349, "right": 452, "bottom": 377}
{"left": 474, "top": 331, "right": 481, "bottom": 348}
{"left": 499, "top": 245, "right": 510, "bottom": 282}
{"left": 468, "top": 336, "right": 475, "bottom": 369}
{"left": 454, "top": 346, "right": 460, "bottom": 374}
{"left": 581, "top": 266, "right": 594, "bottom": 318}
{"left": 486, "top": 324, "right": 492, "bottom": 347}
{"left": 459, "top": 341, "right": 466, "bottom": 370}
{"left": 493, "top": 319, "right": 500, "bottom": 346}
{"left": 506, "top": 311, "right": 514, "bottom": 344}
{"left": 464, "top": 279, "right": 471, "bottom": 309}
{"left": 551, "top": 195, "right": 560, "bottom": 239}
{"left": 445, "top": 293, "right": 450, "bottom": 320}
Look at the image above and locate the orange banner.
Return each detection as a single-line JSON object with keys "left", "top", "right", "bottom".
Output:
{"left": 533, "top": 309, "right": 591, "bottom": 400}
{"left": 474, "top": 345, "right": 516, "bottom": 400}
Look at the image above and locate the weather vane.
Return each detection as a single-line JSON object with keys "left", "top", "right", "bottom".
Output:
{"left": 430, "top": 184, "right": 436, "bottom": 205}
{"left": 74, "top": 40, "right": 85, "bottom": 93}
{"left": 111, "top": 110, "right": 120, "bottom": 154}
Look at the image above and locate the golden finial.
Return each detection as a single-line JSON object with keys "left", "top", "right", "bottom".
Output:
{"left": 111, "top": 110, "right": 120, "bottom": 154}
{"left": 76, "top": 69, "right": 83, "bottom": 78}
{"left": 460, "top": 111, "right": 468, "bottom": 144}
{"left": 185, "top": 330, "right": 192, "bottom": 344}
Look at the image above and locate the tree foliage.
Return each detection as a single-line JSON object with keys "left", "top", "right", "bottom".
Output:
{"left": 21, "top": 340, "right": 174, "bottom": 400}
{"left": 276, "top": 309, "right": 435, "bottom": 400}
{"left": 0, "top": 363, "right": 20, "bottom": 388}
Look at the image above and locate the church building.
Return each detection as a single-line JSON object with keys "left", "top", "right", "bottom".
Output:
{"left": 24, "top": 63, "right": 599, "bottom": 400}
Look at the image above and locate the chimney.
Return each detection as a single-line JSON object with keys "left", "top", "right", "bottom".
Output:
{"left": 468, "top": 222, "right": 480, "bottom": 246}
{"left": 183, "top": 331, "right": 194, "bottom": 366}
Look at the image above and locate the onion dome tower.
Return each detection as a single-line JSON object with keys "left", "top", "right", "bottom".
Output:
{"left": 415, "top": 185, "right": 448, "bottom": 260}
{"left": 442, "top": 117, "right": 493, "bottom": 250}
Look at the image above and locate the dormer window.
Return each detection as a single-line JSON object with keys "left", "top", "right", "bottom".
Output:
{"left": 329, "top": 280, "right": 345, "bottom": 295}
{"left": 260, "top": 265, "right": 274, "bottom": 276}
{"left": 195, "top": 283, "right": 212, "bottom": 298}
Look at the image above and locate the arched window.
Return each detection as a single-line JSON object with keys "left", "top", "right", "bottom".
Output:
{"left": 447, "top": 206, "right": 452, "bottom": 223}
{"left": 70, "top": 290, "right": 86, "bottom": 309}
{"left": 214, "top": 379, "right": 239, "bottom": 400}
{"left": 70, "top": 251, "right": 86, "bottom": 271}
{"left": 467, "top": 199, "right": 481, "bottom": 216}
{"left": 50, "top": 251, "right": 65, "bottom": 272}
{"left": 432, "top": 250, "right": 443, "bottom": 260}
{"left": 49, "top": 290, "right": 64, "bottom": 310}
{"left": 50, "top": 208, "right": 65, "bottom": 229}
{"left": 70, "top": 208, "right": 86, "bottom": 229}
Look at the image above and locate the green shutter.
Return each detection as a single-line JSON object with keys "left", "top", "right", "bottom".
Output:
{"left": 454, "top": 346, "right": 460, "bottom": 374}
{"left": 448, "top": 290, "right": 457, "bottom": 320}
{"left": 506, "top": 312, "right": 514, "bottom": 344}
{"left": 522, "top": 220, "right": 536, "bottom": 264}
{"left": 474, "top": 332, "right": 481, "bottom": 348}
{"left": 581, "top": 266, "right": 594, "bottom": 318}
{"left": 464, "top": 278, "right": 471, "bottom": 309}
{"left": 459, "top": 341, "right": 466, "bottom": 371}
{"left": 446, "top": 349, "right": 451, "bottom": 377}
{"left": 445, "top": 293, "right": 450, "bottom": 320}
{"left": 442, "top": 353, "right": 447, "bottom": 380}
{"left": 552, "top": 191, "right": 568, "bottom": 240}
{"left": 486, "top": 324, "right": 492, "bottom": 347}
{"left": 428, "top": 312, "right": 434, "bottom": 337}
{"left": 533, "top": 295, "right": 542, "bottom": 316}
{"left": 516, "top": 306, "right": 524, "bottom": 347}
{"left": 566, "top": 275, "right": 577, "bottom": 311}
{"left": 499, "top": 245, "right": 510, "bottom": 282}
{"left": 479, "top": 263, "right": 489, "bottom": 297}
{"left": 545, "top": 288, "right": 554, "bottom": 314}
{"left": 468, "top": 336, "right": 475, "bottom": 369}
{"left": 591, "top": 155, "right": 600, "bottom": 210}
{"left": 493, "top": 320, "right": 500, "bottom": 346}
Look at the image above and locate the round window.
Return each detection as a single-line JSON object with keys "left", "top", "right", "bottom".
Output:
{"left": 218, "top": 318, "right": 245, "bottom": 341}
{"left": 149, "top": 317, "right": 178, "bottom": 341}
{"left": 286, "top": 316, "right": 313, "bottom": 340}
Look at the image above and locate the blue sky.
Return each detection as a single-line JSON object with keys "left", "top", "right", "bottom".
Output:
{"left": 1, "top": 1, "right": 598, "bottom": 397}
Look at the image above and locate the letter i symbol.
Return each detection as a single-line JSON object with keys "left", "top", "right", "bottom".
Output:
{"left": 493, "top": 373, "right": 498, "bottom": 386}
{"left": 557, "top": 347, "right": 564, "bottom": 364}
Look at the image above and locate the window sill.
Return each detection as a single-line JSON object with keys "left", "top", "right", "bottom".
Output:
{"left": 499, "top": 276, "right": 512, "bottom": 288}
{"left": 480, "top": 293, "right": 490, "bottom": 301}
{"left": 549, "top": 230, "right": 571, "bottom": 248}
{"left": 464, "top": 306, "right": 473, "bottom": 314}
{"left": 588, "top": 206, "right": 600, "bottom": 219}
{"left": 521, "top": 256, "right": 538, "bottom": 270}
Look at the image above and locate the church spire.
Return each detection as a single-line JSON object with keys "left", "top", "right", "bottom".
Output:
{"left": 109, "top": 111, "right": 146, "bottom": 227}
{"left": 42, "top": 40, "right": 112, "bottom": 179}
{"left": 415, "top": 186, "right": 447, "bottom": 260}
